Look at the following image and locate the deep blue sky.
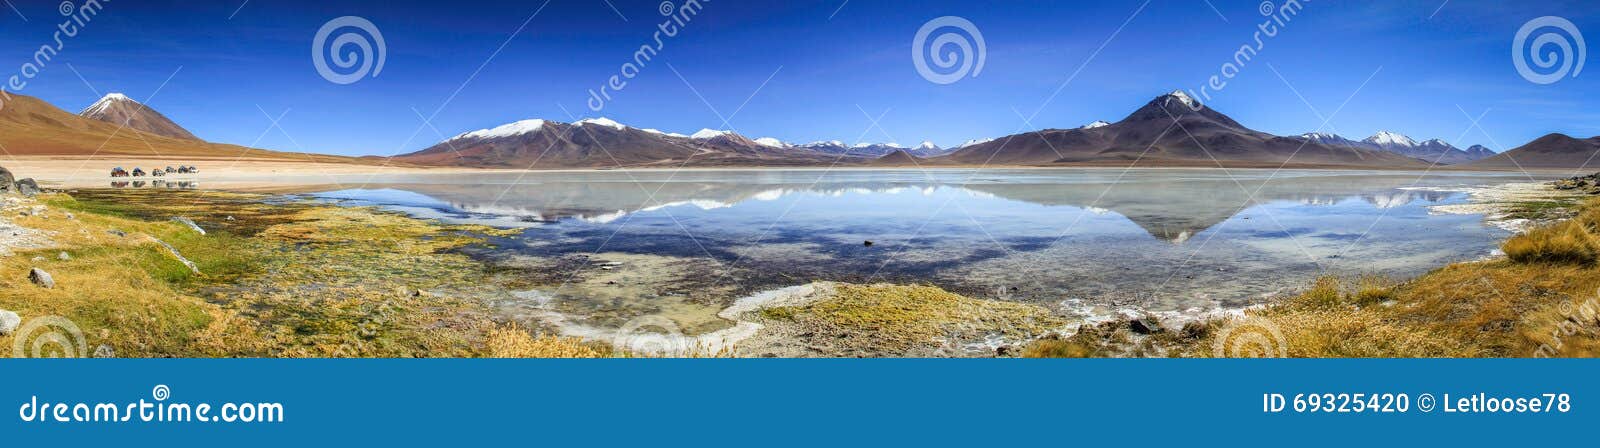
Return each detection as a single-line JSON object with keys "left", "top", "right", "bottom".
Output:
{"left": 0, "top": 0, "right": 1595, "bottom": 155}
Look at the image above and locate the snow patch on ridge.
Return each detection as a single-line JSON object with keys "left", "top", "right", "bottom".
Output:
{"left": 452, "top": 119, "right": 547, "bottom": 140}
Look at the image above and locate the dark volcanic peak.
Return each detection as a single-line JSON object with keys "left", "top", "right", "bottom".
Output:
{"left": 78, "top": 93, "right": 200, "bottom": 141}
{"left": 868, "top": 149, "right": 923, "bottom": 166}
{"left": 944, "top": 90, "right": 1429, "bottom": 168}
{"left": 1469, "top": 133, "right": 1600, "bottom": 170}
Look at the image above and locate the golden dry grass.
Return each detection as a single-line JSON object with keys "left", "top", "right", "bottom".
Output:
{"left": 485, "top": 325, "right": 608, "bottom": 358}
{"left": 0, "top": 191, "right": 592, "bottom": 358}
{"left": 1025, "top": 197, "right": 1600, "bottom": 358}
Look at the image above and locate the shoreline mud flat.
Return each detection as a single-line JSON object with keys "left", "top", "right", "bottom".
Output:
{"left": 1418, "top": 181, "right": 1587, "bottom": 232}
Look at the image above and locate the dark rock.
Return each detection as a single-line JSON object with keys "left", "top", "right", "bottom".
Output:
{"left": 1553, "top": 172, "right": 1600, "bottom": 194}
{"left": 1128, "top": 317, "right": 1164, "bottom": 334}
{"left": 863, "top": 240, "right": 874, "bottom": 247}
{"left": 107, "top": 229, "right": 126, "bottom": 237}
{"left": 14, "top": 178, "right": 39, "bottom": 196}
{"left": 93, "top": 344, "right": 115, "bottom": 358}
{"left": 995, "top": 345, "right": 1012, "bottom": 357}
{"left": 0, "top": 166, "right": 12, "bottom": 194}
{"left": 28, "top": 268, "right": 54, "bottom": 288}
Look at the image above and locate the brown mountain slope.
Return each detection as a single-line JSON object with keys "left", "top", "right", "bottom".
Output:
{"left": 0, "top": 93, "right": 360, "bottom": 163}
{"left": 1466, "top": 133, "right": 1600, "bottom": 170}
{"left": 944, "top": 92, "right": 1430, "bottom": 169}
{"left": 868, "top": 149, "right": 924, "bottom": 166}
{"left": 78, "top": 93, "right": 199, "bottom": 140}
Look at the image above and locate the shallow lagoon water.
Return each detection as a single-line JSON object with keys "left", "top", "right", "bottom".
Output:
{"left": 303, "top": 168, "right": 1546, "bottom": 324}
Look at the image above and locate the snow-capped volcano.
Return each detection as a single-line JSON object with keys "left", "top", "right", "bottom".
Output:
{"left": 1081, "top": 121, "right": 1110, "bottom": 129}
{"left": 1364, "top": 131, "right": 1418, "bottom": 148}
{"left": 917, "top": 141, "right": 940, "bottom": 150}
{"left": 754, "top": 137, "right": 787, "bottom": 148}
{"left": 1164, "top": 90, "right": 1199, "bottom": 109}
{"left": 77, "top": 92, "right": 200, "bottom": 140}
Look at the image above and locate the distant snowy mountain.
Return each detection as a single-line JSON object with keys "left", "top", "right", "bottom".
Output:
{"left": 78, "top": 92, "right": 200, "bottom": 140}
{"left": 1294, "top": 131, "right": 1493, "bottom": 165}
{"left": 1081, "top": 121, "right": 1110, "bottom": 129}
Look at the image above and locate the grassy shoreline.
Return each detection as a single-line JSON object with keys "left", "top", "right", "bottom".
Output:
{"left": 4, "top": 184, "right": 1596, "bottom": 358}
{"left": 1025, "top": 192, "right": 1600, "bottom": 358}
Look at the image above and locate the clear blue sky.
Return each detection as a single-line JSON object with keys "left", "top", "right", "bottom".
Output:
{"left": 0, "top": 0, "right": 1595, "bottom": 155}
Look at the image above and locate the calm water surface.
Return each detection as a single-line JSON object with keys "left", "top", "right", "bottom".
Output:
{"left": 290, "top": 168, "right": 1546, "bottom": 320}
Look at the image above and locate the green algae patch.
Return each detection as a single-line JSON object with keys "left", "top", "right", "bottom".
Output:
{"left": 1, "top": 190, "right": 552, "bottom": 358}
{"left": 758, "top": 283, "right": 1065, "bottom": 356}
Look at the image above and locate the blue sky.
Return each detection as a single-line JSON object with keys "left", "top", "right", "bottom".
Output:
{"left": 0, "top": 0, "right": 1596, "bottom": 155}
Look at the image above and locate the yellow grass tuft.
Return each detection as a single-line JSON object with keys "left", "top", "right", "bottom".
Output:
{"left": 485, "top": 325, "right": 607, "bottom": 358}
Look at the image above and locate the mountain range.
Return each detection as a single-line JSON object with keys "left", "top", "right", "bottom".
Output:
{"left": 1298, "top": 131, "right": 1495, "bottom": 165}
{"left": 943, "top": 91, "right": 1432, "bottom": 168}
{"left": 6, "top": 90, "right": 1599, "bottom": 172}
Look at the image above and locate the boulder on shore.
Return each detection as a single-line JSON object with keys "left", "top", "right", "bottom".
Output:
{"left": 0, "top": 309, "right": 19, "bottom": 335}
{"left": 28, "top": 268, "right": 54, "bottom": 288}
{"left": 15, "top": 178, "right": 39, "bottom": 196}
{"left": 0, "top": 166, "right": 13, "bottom": 194}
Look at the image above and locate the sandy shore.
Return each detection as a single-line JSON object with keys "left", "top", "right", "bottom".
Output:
{"left": 1, "top": 156, "right": 490, "bottom": 189}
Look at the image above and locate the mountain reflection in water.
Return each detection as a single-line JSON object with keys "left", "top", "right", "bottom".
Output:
{"left": 307, "top": 168, "right": 1543, "bottom": 311}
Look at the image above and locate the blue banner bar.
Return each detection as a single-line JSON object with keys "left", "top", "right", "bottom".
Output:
{"left": 2, "top": 359, "right": 1592, "bottom": 446}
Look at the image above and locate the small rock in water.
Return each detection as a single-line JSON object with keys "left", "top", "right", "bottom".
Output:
{"left": 93, "top": 344, "right": 115, "bottom": 358}
{"left": 1129, "top": 317, "right": 1164, "bottom": 335}
{"left": 0, "top": 309, "right": 19, "bottom": 335}
{"left": 863, "top": 240, "right": 874, "bottom": 247}
{"left": 28, "top": 268, "right": 54, "bottom": 288}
